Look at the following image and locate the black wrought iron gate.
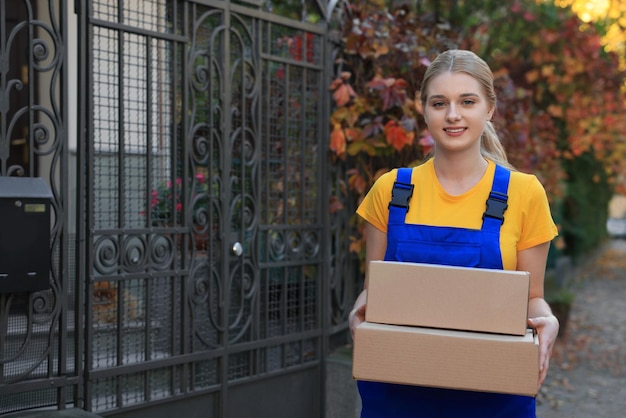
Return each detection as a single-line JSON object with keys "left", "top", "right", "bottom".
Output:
{"left": 0, "top": 0, "right": 356, "bottom": 416}
{"left": 76, "top": 0, "right": 354, "bottom": 417}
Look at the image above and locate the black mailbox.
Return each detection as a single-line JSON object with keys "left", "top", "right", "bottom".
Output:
{"left": 0, "top": 177, "right": 53, "bottom": 293}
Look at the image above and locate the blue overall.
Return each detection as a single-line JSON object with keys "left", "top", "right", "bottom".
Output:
{"left": 357, "top": 165, "right": 536, "bottom": 418}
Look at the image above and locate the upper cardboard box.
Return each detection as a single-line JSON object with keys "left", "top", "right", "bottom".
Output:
{"left": 366, "top": 261, "right": 530, "bottom": 336}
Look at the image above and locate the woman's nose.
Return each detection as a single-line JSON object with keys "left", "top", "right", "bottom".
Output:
{"left": 446, "top": 105, "right": 461, "bottom": 121}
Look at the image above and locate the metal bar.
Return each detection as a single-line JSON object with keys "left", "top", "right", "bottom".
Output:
{"left": 319, "top": 26, "right": 331, "bottom": 418}
{"left": 85, "top": 326, "right": 322, "bottom": 380}
{"left": 144, "top": 37, "right": 153, "bottom": 407}
{"left": 81, "top": 0, "right": 96, "bottom": 410}
{"left": 115, "top": 0, "right": 125, "bottom": 408}
{"left": 181, "top": 0, "right": 192, "bottom": 393}
{"left": 88, "top": 18, "right": 187, "bottom": 42}
{"left": 193, "top": 0, "right": 326, "bottom": 32}
{"left": 0, "top": 376, "right": 71, "bottom": 394}
{"left": 57, "top": 0, "right": 73, "bottom": 406}
{"left": 258, "top": 223, "right": 324, "bottom": 231}
{"left": 0, "top": 295, "right": 8, "bottom": 383}
{"left": 0, "top": 0, "right": 5, "bottom": 174}
{"left": 27, "top": 0, "right": 35, "bottom": 176}
{"left": 175, "top": 0, "right": 189, "bottom": 398}
{"left": 220, "top": 5, "right": 232, "bottom": 415}
{"left": 89, "top": 270, "right": 189, "bottom": 281}
{"left": 261, "top": 20, "right": 270, "bottom": 355}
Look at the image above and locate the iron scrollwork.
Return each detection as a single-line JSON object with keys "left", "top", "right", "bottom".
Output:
{"left": 187, "top": 8, "right": 259, "bottom": 347}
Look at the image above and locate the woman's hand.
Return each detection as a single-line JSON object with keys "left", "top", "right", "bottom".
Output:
{"left": 350, "top": 223, "right": 385, "bottom": 339}
{"left": 528, "top": 314, "right": 559, "bottom": 388}
{"left": 349, "top": 290, "right": 368, "bottom": 339}
{"left": 519, "top": 243, "right": 558, "bottom": 389}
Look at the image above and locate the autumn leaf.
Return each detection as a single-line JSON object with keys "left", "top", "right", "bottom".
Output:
{"left": 328, "top": 195, "right": 344, "bottom": 214}
{"left": 347, "top": 140, "right": 377, "bottom": 157}
{"left": 365, "top": 77, "right": 387, "bottom": 91}
{"left": 541, "top": 64, "right": 555, "bottom": 78}
{"left": 345, "top": 127, "right": 363, "bottom": 143}
{"left": 365, "top": 77, "right": 408, "bottom": 110}
{"left": 548, "top": 105, "right": 564, "bottom": 118}
{"left": 348, "top": 171, "right": 368, "bottom": 194}
{"left": 372, "top": 39, "right": 389, "bottom": 58}
{"left": 384, "top": 120, "right": 414, "bottom": 151}
{"left": 330, "top": 125, "right": 346, "bottom": 155}
{"left": 525, "top": 69, "right": 540, "bottom": 84}
{"left": 361, "top": 116, "right": 384, "bottom": 138}
{"left": 400, "top": 116, "right": 416, "bottom": 133}
{"left": 329, "top": 72, "right": 356, "bottom": 107}
{"left": 331, "top": 82, "right": 357, "bottom": 106}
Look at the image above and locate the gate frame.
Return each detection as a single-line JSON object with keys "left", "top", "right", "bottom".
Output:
{"left": 75, "top": 0, "right": 354, "bottom": 417}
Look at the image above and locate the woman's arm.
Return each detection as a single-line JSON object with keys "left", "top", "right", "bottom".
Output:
{"left": 517, "top": 241, "right": 559, "bottom": 388}
{"left": 349, "top": 222, "right": 387, "bottom": 338}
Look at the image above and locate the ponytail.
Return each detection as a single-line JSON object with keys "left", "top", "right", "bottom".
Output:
{"left": 481, "top": 121, "right": 515, "bottom": 170}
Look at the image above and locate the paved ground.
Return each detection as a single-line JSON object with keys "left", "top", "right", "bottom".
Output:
{"left": 536, "top": 239, "right": 626, "bottom": 417}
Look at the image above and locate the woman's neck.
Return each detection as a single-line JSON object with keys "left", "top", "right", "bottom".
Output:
{"left": 432, "top": 154, "right": 489, "bottom": 196}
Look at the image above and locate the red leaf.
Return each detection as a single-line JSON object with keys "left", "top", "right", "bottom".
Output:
{"left": 330, "top": 125, "right": 346, "bottom": 155}
{"left": 332, "top": 83, "right": 356, "bottom": 106}
{"left": 349, "top": 172, "right": 368, "bottom": 194}
{"left": 384, "top": 120, "right": 414, "bottom": 151}
{"left": 329, "top": 195, "right": 344, "bottom": 214}
{"left": 368, "top": 78, "right": 407, "bottom": 110}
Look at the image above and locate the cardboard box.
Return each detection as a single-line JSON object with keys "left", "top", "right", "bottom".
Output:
{"left": 353, "top": 322, "right": 539, "bottom": 397}
{"left": 366, "top": 261, "right": 530, "bottom": 336}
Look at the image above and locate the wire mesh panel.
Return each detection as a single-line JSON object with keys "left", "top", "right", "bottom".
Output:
{"left": 86, "top": 0, "right": 186, "bottom": 413}
{"left": 258, "top": 20, "right": 325, "bottom": 374}
{"left": 83, "top": 0, "right": 330, "bottom": 417}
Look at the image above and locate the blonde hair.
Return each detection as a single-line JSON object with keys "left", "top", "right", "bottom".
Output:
{"left": 419, "top": 50, "right": 514, "bottom": 170}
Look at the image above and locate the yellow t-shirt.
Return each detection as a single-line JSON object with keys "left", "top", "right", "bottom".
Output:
{"left": 356, "top": 159, "right": 558, "bottom": 271}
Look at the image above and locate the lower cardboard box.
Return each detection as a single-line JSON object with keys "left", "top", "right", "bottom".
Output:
{"left": 353, "top": 322, "right": 539, "bottom": 397}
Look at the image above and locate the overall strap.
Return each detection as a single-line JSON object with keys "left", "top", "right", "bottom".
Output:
{"left": 388, "top": 168, "right": 414, "bottom": 224}
{"left": 482, "top": 164, "right": 511, "bottom": 232}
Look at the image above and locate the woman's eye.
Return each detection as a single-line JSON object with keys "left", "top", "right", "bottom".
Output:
{"left": 432, "top": 101, "right": 445, "bottom": 108}
{"left": 462, "top": 100, "right": 475, "bottom": 105}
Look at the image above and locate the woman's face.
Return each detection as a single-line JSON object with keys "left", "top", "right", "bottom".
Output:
{"left": 422, "top": 71, "right": 494, "bottom": 155}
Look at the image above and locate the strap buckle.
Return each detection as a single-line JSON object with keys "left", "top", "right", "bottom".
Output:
{"left": 388, "top": 182, "right": 414, "bottom": 210}
{"left": 483, "top": 191, "right": 508, "bottom": 224}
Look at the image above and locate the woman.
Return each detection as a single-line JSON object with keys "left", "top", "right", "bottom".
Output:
{"left": 349, "top": 50, "right": 559, "bottom": 417}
